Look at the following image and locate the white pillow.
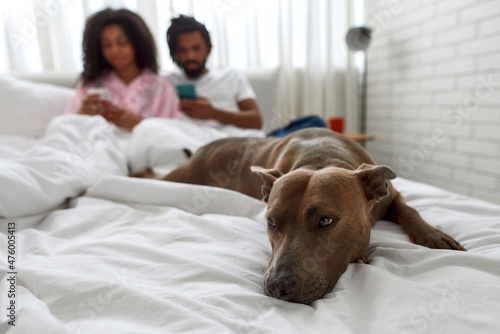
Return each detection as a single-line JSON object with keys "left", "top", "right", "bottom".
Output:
{"left": 0, "top": 75, "right": 74, "bottom": 136}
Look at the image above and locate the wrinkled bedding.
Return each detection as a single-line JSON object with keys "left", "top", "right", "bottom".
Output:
{"left": 1, "top": 114, "right": 499, "bottom": 333}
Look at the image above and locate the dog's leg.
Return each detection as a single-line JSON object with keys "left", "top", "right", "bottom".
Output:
{"left": 162, "top": 165, "right": 195, "bottom": 183}
{"left": 353, "top": 256, "right": 370, "bottom": 264}
{"left": 130, "top": 148, "right": 196, "bottom": 182}
{"left": 130, "top": 167, "right": 157, "bottom": 179}
{"left": 129, "top": 164, "right": 203, "bottom": 187}
{"left": 387, "top": 192, "right": 466, "bottom": 251}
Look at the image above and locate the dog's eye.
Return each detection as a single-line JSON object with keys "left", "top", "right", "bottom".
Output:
{"left": 318, "top": 217, "right": 335, "bottom": 228}
{"left": 267, "top": 219, "right": 276, "bottom": 229}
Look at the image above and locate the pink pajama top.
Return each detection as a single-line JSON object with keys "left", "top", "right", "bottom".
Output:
{"left": 65, "top": 70, "right": 180, "bottom": 119}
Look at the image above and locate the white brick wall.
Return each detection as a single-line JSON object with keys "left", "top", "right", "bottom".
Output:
{"left": 364, "top": 0, "right": 500, "bottom": 205}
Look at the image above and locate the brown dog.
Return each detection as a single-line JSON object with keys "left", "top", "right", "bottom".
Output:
{"left": 135, "top": 128, "right": 465, "bottom": 304}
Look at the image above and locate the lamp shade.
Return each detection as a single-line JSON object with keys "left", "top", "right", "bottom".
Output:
{"left": 346, "top": 27, "right": 372, "bottom": 51}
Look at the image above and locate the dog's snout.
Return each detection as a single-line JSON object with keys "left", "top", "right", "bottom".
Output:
{"left": 265, "top": 271, "right": 300, "bottom": 301}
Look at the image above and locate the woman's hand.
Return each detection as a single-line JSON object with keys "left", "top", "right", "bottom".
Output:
{"left": 78, "top": 94, "right": 104, "bottom": 115}
{"left": 78, "top": 95, "right": 142, "bottom": 130}
{"left": 101, "top": 101, "right": 142, "bottom": 130}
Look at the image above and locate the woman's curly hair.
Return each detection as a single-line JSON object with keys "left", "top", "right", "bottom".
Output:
{"left": 81, "top": 8, "right": 158, "bottom": 84}
{"left": 166, "top": 15, "right": 212, "bottom": 65}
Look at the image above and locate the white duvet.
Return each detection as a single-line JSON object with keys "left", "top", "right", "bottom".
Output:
{"left": 0, "top": 115, "right": 127, "bottom": 220}
{"left": 1, "top": 115, "right": 500, "bottom": 333}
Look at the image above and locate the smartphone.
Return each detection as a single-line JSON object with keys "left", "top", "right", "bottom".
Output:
{"left": 87, "top": 87, "right": 112, "bottom": 101}
{"left": 176, "top": 84, "right": 197, "bottom": 100}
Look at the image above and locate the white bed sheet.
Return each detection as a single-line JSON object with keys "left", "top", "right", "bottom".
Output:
{"left": 0, "top": 115, "right": 499, "bottom": 333}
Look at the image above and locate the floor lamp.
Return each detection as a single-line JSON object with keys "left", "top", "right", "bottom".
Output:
{"left": 346, "top": 27, "right": 372, "bottom": 138}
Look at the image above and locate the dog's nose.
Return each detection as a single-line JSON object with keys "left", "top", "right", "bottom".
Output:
{"left": 265, "top": 271, "right": 300, "bottom": 301}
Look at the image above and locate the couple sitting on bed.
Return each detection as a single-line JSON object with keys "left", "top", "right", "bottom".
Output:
{"left": 66, "top": 9, "right": 262, "bottom": 130}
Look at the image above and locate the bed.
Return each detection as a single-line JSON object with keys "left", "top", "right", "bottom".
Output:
{"left": 1, "top": 72, "right": 499, "bottom": 333}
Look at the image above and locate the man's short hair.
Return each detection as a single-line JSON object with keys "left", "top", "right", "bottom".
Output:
{"left": 166, "top": 15, "right": 212, "bottom": 64}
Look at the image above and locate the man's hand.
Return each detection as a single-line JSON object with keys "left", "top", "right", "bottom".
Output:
{"left": 179, "top": 97, "right": 215, "bottom": 120}
{"left": 179, "top": 97, "right": 262, "bottom": 129}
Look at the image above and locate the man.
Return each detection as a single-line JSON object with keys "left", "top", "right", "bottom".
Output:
{"left": 165, "top": 15, "right": 262, "bottom": 129}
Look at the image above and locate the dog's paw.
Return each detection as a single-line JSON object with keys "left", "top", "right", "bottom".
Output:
{"left": 410, "top": 227, "right": 466, "bottom": 251}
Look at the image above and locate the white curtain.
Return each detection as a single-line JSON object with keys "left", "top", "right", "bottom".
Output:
{"left": 1, "top": 0, "right": 361, "bottom": 131}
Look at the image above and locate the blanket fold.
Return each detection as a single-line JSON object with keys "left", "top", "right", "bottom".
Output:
{"left": 0, "top": 114, "right": 127, "bottom": 219}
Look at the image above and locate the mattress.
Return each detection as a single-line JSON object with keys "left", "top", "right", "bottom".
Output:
{"left": 1, "top": 114, "right": 499, "bottom": 333}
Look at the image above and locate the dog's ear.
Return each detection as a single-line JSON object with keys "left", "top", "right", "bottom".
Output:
{"left": 355, "top": 163, "right": 396, "bottom": 202}
{"left": 250, "top": 166, "right": 283, "bottom": 202}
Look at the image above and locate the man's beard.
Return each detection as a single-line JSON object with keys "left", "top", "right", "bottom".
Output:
{"left": 182, "top": 59, "right": 207, "bottom": 79}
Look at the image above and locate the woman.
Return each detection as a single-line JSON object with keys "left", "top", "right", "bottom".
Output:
{"left": 65, "top": 8, "right": 180, "bottom": 129}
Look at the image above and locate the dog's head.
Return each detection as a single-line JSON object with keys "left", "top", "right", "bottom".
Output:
{"left": 251, "top": 164, "right": 396, "bottom": 304}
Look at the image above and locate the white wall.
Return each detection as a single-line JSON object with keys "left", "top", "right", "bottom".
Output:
{"left": 364, "top": 0, "right": 500, "bottom": 204}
